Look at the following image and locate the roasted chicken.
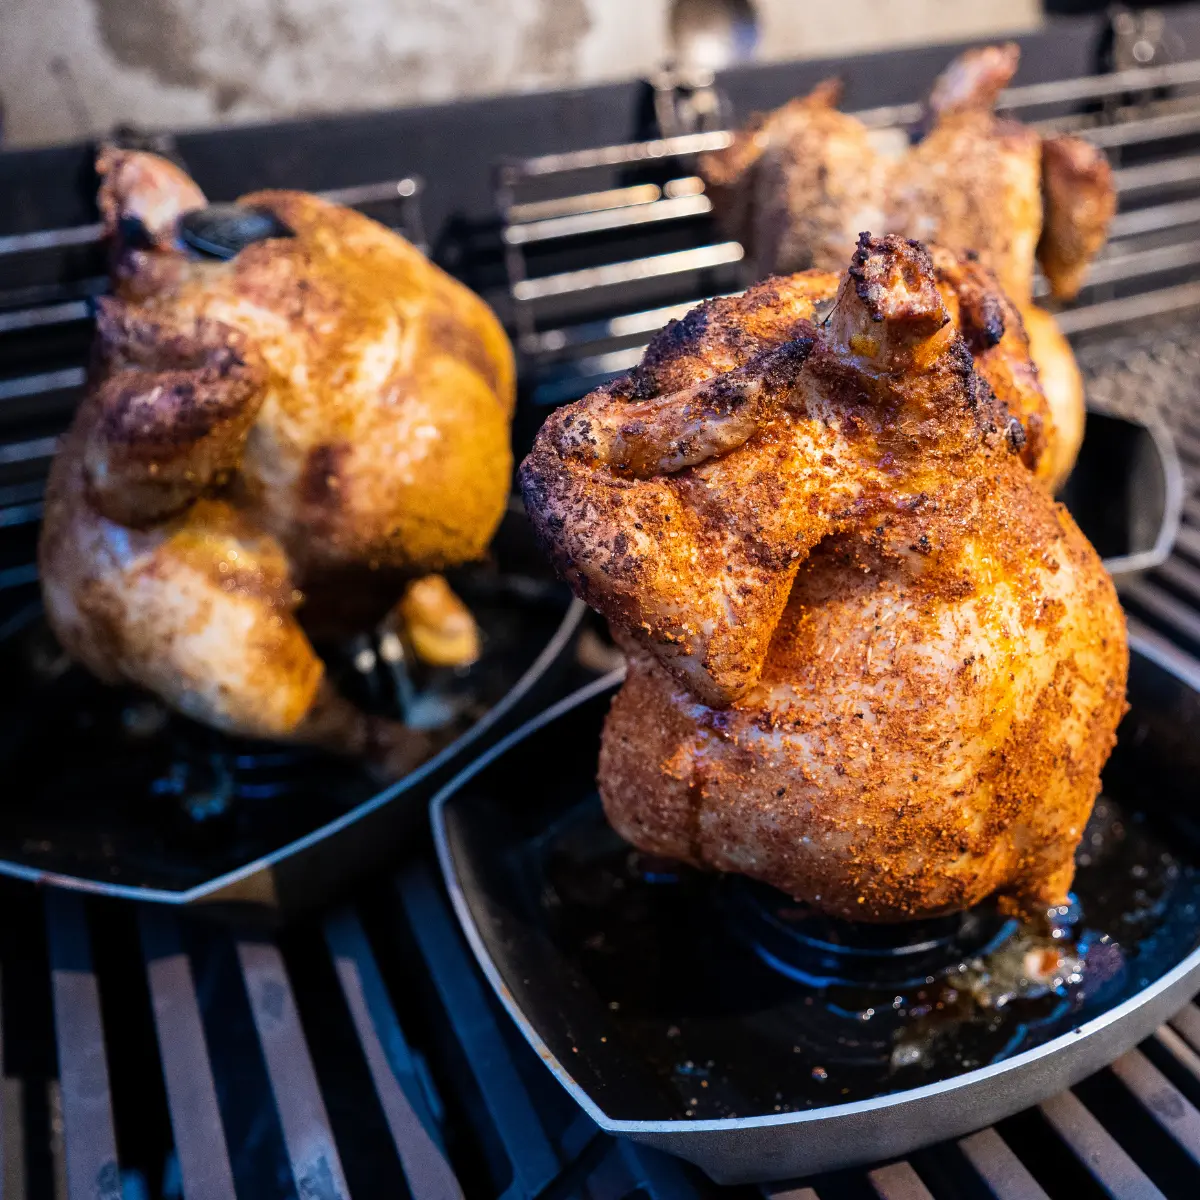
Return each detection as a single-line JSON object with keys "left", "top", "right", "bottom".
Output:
{"left": 699, "top": 43, "right": 1113, "bottom": 492}
{"left": 39, "top": 150, "right": 515, "bottom": 766}
{"left": 520, "top": 235, "right": 1128, "bottom": 921}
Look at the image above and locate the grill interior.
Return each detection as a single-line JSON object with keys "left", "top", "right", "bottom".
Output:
{"left": 5, "top": 34, "right": 1200, "bottom": 1200}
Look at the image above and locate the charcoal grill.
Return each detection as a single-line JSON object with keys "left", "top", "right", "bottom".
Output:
{"left": 4, "top": 5, "right": 1200, "bottom": 1197}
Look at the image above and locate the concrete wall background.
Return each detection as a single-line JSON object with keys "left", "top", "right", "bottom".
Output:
{"left": 0, "top": 0, "right": 1041, "bottom": 149}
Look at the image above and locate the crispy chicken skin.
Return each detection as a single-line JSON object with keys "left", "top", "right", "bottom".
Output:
{"left": 928, "top": 245, "right": 1054, "bottom": 483}
{"left": 522, "top": 240, "right": 1056, "bottom": 705}
{"left": 699, "top": 44, "right": 1115, "bottom": 493}
{"left": 39, "top": 150, "right": 514, "bottom": 760}
{"left": 521, "top": 235, "right": 1128, "bottom": 921}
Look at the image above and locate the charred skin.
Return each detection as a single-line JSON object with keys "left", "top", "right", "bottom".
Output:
{"left": 928, "top": 246, "right": 1058, "bottom": 488}
{"left": 521, "top": 234, "right": 1128, "bottom": 921}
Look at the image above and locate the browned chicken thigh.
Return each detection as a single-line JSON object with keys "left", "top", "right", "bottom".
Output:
{"left": 521, "top": 235, "right": 1127, "bottom": 921}
{"left": 39, "top": 150, "right": 515, "bottom": 762}
{"left": 699, "top": 43, "right": 1114, "bottom": 493}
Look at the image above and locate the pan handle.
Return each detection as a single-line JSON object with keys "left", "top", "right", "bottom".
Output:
{"left": 1058, "top": 407, "right": 1183, "bottom": 580}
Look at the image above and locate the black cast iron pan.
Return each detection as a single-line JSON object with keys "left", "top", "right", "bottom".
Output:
{"left": 432, "top": 620, "right": 1200, "bottom": 1184}
{"left": 429, "top": 410, "right": 1191, "bottom": 1185}
{"left": 0, "top": 509, "right": 585, "bottom": 922}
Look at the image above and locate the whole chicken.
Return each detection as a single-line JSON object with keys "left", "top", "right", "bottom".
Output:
{"left": 699, "top": 43, "right": 1115, "bottom": 493}
{"left": 520, "top": 235, "right": 1127, "bottom": 921}
{"left": 39, "top": 150, "right": 515, "bottom": 766}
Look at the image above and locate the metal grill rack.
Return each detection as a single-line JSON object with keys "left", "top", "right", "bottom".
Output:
{"left": 495, "top": 130, "right": 740, "bottom": 413}
{"left": 11, "top": 822, "right": 1200, "bottom": 1198}
{"left": 1, "top": 867, "right": 712, "bottom": 1200}
{"left": 497, "top": 57, "right": 1200, "bottom": 414}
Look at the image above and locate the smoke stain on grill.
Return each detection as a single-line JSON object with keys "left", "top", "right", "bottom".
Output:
{"left": 90, "top": 0, "right": 309, "bottom": 113}
{"left": 94, "top": 1160, "right": 120, "bottom": 1200}
{"left": 296, "top": 1154, "right": 344, "bottom": 1200}
{"left": 1148, "top": 1086, "right": 1187, "bottom": 1120}
{"left": 88, "top": 0, "right": 597, "bottom": 125}
{"left": 516, "top": 0, "right": 592, "bottom": 77}
{"left": 92, "top": 0, "right": 204, "bottom": 90}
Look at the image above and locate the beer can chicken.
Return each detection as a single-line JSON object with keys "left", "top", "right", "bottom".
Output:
{"left": 38, "top": 150, "right": 515, "bottom": 770}
{"left": 520, "top": 234, "right": 1128, "bottom": 922}
{"left": 698, "top": 43, "right": 1116, "bottom": 493}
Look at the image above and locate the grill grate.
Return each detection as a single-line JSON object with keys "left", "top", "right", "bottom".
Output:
{"left": 1, "top": 870, "right": 722, "bottom": 1200}
{"left": 4, "top": 865, "right": 1200, "bottom": 1198}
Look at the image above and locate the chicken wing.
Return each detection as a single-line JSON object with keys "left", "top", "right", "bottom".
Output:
{"left": 1038, "top": 133, "right": 1118, "bottom": 301}
{"left": 1020, "top": 302, "right": 1086, "bottom": 489}
{"left": 521, "top": 235, "right": 1128, "bottom": 921}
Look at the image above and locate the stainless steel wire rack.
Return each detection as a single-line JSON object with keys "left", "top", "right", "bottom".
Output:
{"left": 495, "top": 56, "right": 1200, "bottom": 409}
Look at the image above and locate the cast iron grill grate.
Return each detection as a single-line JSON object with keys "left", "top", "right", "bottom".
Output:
{"left": 8, "top": 863, "right": 1200, "bottom": 1199}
